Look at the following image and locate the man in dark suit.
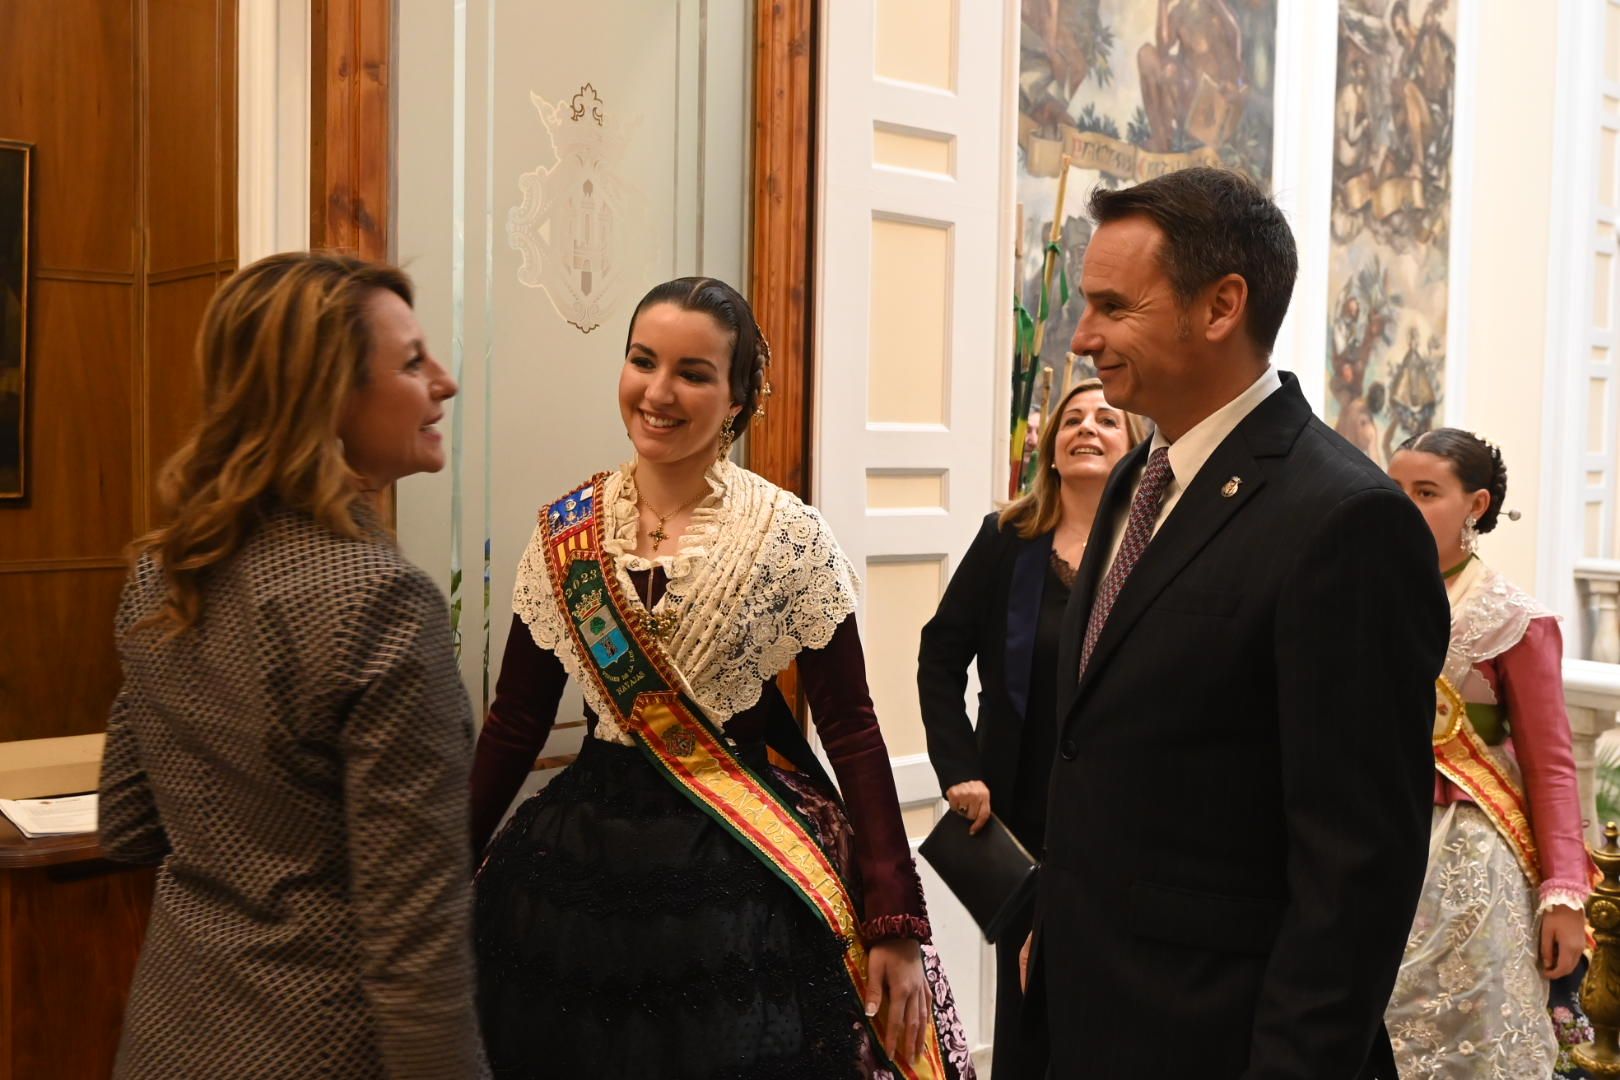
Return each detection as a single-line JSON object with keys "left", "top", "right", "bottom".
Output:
{"left": 1021, "top": 167, "right": 1448, "bottom": 1077}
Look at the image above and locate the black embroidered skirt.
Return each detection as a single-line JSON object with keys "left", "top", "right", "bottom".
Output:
{"left": 474, "top": 737, "right": 973, "bottom": 1080}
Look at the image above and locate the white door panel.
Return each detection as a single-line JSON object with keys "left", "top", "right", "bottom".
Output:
{"left": 815, "top": 0, "right": 1018, "bottom": 1067}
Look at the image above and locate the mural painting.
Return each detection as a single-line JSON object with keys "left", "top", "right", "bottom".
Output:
{"left": 1325, "top": 0, "right": 1456, "bottom": 466}
{"left": 1013, "top": 0, "right": 1277, "bottom": 489}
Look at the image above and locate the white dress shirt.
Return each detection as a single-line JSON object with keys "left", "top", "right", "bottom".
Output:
{"left": 1101, "top": 366, "right": 1284, "bottom": 576}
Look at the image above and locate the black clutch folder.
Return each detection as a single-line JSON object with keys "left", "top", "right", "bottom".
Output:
{"left": 917, "top": 810, "right": 1039, "bottom": 943}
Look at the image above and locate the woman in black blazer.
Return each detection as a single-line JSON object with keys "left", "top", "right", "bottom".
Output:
{"left": 918, "top": 378, "right": 1140, "bottom": 1077}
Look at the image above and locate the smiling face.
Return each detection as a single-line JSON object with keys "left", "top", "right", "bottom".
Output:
{"left": 1387, "top": 448, "right": 1491, "bottom": 568}
{"left": 619, "top": 302, "right": 740, "bottom": 467}
{"left": 1071, "top": 216, "right": 1201, "bottom": 435}
{"left": 1052, "top": 388, "right": 1132, "bottom": 485}
{"left": 337, "top": 289, "right": 456, "bottom": 488}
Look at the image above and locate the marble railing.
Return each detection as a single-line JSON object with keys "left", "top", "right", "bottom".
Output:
{"left": 1576, "top": 559, "right": 1620, "bottom": 664}
{"left": 1567, "top": 657, "right": 1620, "bottom": 843}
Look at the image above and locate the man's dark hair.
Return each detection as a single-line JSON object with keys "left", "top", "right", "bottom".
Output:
{"left": 1088, "top": 167, "right": 1298, "bottom": 353}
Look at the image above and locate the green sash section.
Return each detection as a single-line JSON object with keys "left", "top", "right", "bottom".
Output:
{"left": 1466, "top": 701, "right": 1506, "bottom": 746}
{"left": 550, "top": 540, "right": 823, "bottom": 861}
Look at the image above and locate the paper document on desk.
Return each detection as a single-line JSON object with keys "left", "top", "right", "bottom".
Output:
{"left": 0, "top": 793, "right": 98, "bottom": 838}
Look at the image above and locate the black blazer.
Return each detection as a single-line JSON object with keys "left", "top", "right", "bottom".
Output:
{"left": 918, "top": 513, "right": 1055, "bottom": 807}
{"left": 1027, "top": 374, "right": 1448, "bottom": 1078}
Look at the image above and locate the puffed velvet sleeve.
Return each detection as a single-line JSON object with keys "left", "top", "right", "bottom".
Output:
{"left": 469, "top": 613, "right": 568, "bottom": 854}
{"left": 799, "top": 614, "right": 931, "bottom": 943}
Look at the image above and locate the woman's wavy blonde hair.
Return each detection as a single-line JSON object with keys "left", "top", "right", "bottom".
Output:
{"left": 133, "top": 251, "right": 414, "bottom": 631}
{"left": 999, "top": 378, "right": 1145, "bottom": 539}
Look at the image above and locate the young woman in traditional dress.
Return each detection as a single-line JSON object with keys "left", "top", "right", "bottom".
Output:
{"left": 1384, "top": 428, "right": 1591, "bottom": 1078}
{"left": 470, "top": 277, "right": 974, "bottom": 1079}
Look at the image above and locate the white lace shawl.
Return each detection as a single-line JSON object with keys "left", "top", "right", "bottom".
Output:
{"left": 1442, "top": 558, "right": 1552, "bottom": 706}
{"left": 511, "top": 458, "right": 861, "bottom": 746}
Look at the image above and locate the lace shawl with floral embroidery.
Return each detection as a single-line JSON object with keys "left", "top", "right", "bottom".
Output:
{"left": 511, "top": 458, "right": 861, "bottom": 745}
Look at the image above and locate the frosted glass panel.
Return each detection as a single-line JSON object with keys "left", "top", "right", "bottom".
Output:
{"left": 395, "top": 0, "right": 755, "bottom": 711}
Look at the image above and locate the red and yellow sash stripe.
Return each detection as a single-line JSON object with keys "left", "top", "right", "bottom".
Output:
{"left": 1432, "top": 675, "right": 1542, "bottom": 888}
{"left": 539, "top": 476, "right": 945, "bottom": 1080}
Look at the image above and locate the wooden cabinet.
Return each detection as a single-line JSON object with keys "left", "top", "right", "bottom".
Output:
{"left": 0, "top": 824, "right": 153, "bottom": 1080}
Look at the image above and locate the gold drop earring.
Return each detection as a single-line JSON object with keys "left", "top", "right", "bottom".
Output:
{"left": 717, "top": 414, "right": 736, "bottom": 460}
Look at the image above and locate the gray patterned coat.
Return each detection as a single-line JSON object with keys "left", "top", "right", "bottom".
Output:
{"left": 99, "top": 507, "right": 488, "bottom": 1078}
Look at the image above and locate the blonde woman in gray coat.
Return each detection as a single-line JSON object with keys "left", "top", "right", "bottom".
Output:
{"left": 98, "top": 252, "right": 487, "bottom": 1079}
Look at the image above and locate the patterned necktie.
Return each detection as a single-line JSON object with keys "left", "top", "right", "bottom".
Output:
{"left": 1079, "top": 446, "right": 1173, "bottom": 678}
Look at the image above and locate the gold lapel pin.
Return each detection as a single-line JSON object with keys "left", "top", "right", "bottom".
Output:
{"left": 1221, "top": 476, "right": 1242, "bottom": 498}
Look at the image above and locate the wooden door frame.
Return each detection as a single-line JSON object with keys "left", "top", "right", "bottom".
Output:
{"left": 310, "top": 0, "right": 390, "bottom": 259}
{"left": 747, "top": 0, "right": 817, "bottom": 500}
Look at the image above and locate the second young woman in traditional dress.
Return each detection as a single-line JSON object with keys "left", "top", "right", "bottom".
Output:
{"left": 1385, "top": 428, "right": 1591, "bottom": 1078}
{"left": 471, "top": 277, "right": 974, "bottom": 1079}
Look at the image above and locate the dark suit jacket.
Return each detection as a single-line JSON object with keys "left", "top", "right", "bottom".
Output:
{"left": 1027, "top": 375, "right": 1448, "bottom": 1078}
{"left": 918, "top": 512, "right": 1056, "bottom": 812}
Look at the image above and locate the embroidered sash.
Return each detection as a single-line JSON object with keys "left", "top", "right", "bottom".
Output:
{"left": 1431, "top": 674, "right": 1542, "bottom": 888}
{"left": 540, "top": 477, "right": 945, "bottom": 1080}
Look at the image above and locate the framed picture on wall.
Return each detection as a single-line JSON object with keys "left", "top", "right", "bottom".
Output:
{"left": 0, "top": 139, "right": 29, "bottom": 504}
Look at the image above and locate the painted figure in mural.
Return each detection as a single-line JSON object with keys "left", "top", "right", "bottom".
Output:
{"left": 1337, "top": 388, "right": 1388, "bottom": 469}
{"left": 1018, "top": 0, "right": 1113, "bottom": 135}
{"left": 1335, "top": 55, "right": 1372, "bottom": 177}
{"left": 918, "top": 379, "right": 1142, "bottom": 1080}
{"left": 1331, "top": 0, "right": 1455, "bottom": 245}
{"left": 98, "top": 254, "right": 487, "bottom": 1079}
{"left": 1385, "top": 429, "right": 1594, "bottom": 1078}
{"left": 469, "top": 278, "right": 977, "bottom": 1079}
{"left": 1137, "top": 0, "right": 1248, "bottom": 152}
{"left": 1326, "top": 0, "right": 1455, "bottom": 466}
{"left": 1020, "top": 167, "right": 1447, "bottom": 1077}
{"left": 1384, "top": 325, "right": 1443, "bottom": 461}
{"left": 1330, "top": 292, "right": 1367, "bottom": 399}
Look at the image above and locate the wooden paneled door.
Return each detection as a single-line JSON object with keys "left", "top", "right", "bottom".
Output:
{"left": 0, "top": 0, "right": 237, "bottom": 745}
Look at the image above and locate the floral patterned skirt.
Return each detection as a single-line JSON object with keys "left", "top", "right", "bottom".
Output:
{"left": 1385, "top": 803, "right": 1557, "bottom": 1079}
{"left": 474, "top": 737, "right": 975, "bottom": 1079}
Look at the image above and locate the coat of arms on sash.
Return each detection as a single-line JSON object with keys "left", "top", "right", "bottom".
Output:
{"left": 507, "top": 84, "right": 652, "bottom": 334}
{"left": 574, "top": 591, "right": 630, "bottom": 669}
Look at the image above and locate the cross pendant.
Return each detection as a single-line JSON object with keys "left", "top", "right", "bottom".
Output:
{"left": 649, "top": 524, "right": 668, "bottom": 550}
